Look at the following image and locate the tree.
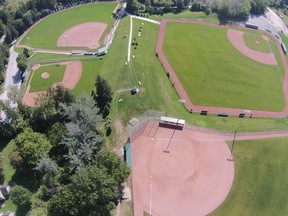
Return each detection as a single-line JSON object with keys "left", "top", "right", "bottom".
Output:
{"left": 47, "top": 122, "right": 68, "bottom": 165}
{"left": 126, "top": 0, "right": 141, "bottom": 14}
{"left": 34, "top": 157, "right": 59, "bottom": 186}
{"left": 92, "top": 75, "right": 113, "bottom": 116}
{"left": 10, "top": 185, "right": 32, "bottom": 213}
{"left": 16, "top": 54, "right": 28, "bottom": 72}
{"left": 15, "top": 128, "right": 52, "bottom": 168}
{"left": 60, "top": 95, "right": 103, "bottom": 170}
{"left": 250, "top": 0, "right": 268, "bottom": 14}
{"left": 48, "top": 165, "right": 119, "bottom": 216}
{"left": 176, "top": 0, "right": 184, "bottom": 12}
{"left": 30, "top": 85, "right": 74, "bottom": 133}
{"left": 144, "top": 0, "right": 151, "bottom": 11}
{"left": 96, "top": 151, "right": 130, "bottom": 185}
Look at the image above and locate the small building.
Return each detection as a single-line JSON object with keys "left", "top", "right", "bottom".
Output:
{"left": 97, "top": 46, "right": 108, "bottom": 56}
{"left": 0, "top": 185, "right": 10, "bottom": 208}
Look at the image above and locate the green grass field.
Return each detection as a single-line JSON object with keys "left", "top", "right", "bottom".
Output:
{"left": 29, "top": 64, "right": 66, "bottom": 92}
{"left": 25, "top": 15, "right": 288, "bottom": 133}
{"left": 243, "top": 32, "right": 271, "bottom": 53}
{"left": 211, "top": 137, "right": 288, "bottom": 215}
{"left": 150, "top": 10, "right": 218, "bottom": 23}
{"left": 18, "top": 2, "right": 117, "bottom": 50}
{"left": 163, "top": 22, "right": 285, "bottom": 111}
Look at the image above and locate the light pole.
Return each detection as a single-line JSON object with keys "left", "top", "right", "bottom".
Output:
{"left": 64, "top": 35, "right": 71, "bottom": 54}
{"left": 228, "top": 117, "right": 244, "bottom": 161}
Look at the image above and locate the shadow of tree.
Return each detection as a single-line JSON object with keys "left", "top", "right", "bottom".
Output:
{"left": 10, "top": 168, "right": 41, "bottom": 193}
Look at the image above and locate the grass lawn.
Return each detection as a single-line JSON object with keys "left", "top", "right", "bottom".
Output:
{"left": 150, "top": 10, "right": 218, "bottom": 23}
{"left": 243, "top": 32, "right": 271, "bottom": 53}
{"left": 163, "top": 22, "right": 285, "bottom": 111}
{"left": 0, "top": 140, "right": 16, "bottom": 213}
{"left": 210, "top": 137, "right": 288, "bottom": 215}
{"left": 18, "top": 2, "right": 117, "bottom": 50}
{"left": 29, "top": 63, "right": 66, "bottom": 92}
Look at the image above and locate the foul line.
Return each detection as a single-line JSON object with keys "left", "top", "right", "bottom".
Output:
{"left": 128, "top": 16, "right": 133, "bottom": 62}
{"left": 149, "top": 175, "right": 153, "bottom": 215}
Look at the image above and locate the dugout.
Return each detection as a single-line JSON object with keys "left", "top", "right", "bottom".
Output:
{"left": 124, "top": 143, "right": 132, "bottom": 168}
{"left": 159, "top": 116, "right": 185, "bottom": 130}
{"left": 281, "top": 43, "right": 287, "bottom": 55}
{"left": 245, "top": 23, "right": 258, "bottom": 30}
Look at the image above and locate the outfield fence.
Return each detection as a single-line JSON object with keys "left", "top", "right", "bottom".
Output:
{"left": 128, "top": 110, "right": 162, "bottom": 142}
{"left": 28, "top": 55, "right": 101, "bottom": 66}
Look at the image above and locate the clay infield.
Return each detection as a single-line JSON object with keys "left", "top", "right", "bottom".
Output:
{"left": 156, "top": 19, "right": 288, "bottom": 118}
{"left": 132, "top": 121, "right": 288, "bottom": 216}
{"left": 23, "top": 61, "right": 82, "bottom": 106}
{"left": 132, "top": 121, "right": 234, "bottom": 216}
{"left": 57, "top": 22, "right": 107, "bottom": 49}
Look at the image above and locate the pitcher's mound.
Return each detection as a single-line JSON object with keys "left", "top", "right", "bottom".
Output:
{"left": 41, "top": 72, "right": 49, "bottom": 79}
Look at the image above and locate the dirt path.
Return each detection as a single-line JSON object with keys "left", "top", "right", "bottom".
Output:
{"left": 156, "top": 19, "right": 288, "bottom": 118}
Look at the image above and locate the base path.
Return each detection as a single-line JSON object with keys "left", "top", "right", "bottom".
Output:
{"left": 156, "top": 19, "right": 288, "bottom": 118}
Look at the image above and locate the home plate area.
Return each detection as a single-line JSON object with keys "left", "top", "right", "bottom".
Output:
{"left": 130, "top": 113, "right": 234, "bottom": 216}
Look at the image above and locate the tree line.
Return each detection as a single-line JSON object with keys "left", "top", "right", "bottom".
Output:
{"left": 0, "top": 76, "right": 129, "bottom": 215}
{"left": 269, "top": 0, "right": 288, "bottom": 16}
{"left": 127, "top": 0, "right": 270, "bottom": 22}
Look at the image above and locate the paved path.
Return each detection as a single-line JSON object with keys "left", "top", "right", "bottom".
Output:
{"left": 247, "top": 7, "right": 288, "bottom": 43}
{"left": 130, "top": 15, "right": 160, "bottom": 25}
{"left": 0, "top": 46, "right": 20, "bottom": 120}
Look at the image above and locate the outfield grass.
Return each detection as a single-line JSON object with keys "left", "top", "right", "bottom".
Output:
{"left": 29, "top": 64, "right": 66, "bottom": 92}
{"left": 163, "top": 22, "right": 285, "bottom": 111}
{"left": 19, "top": 2, "right": 117, "bottom": 50}
{"left": 72, "top": 59, "right": 104, "bottom": 95}
{"left": 150, "top": 10, "right": 218, "bottom": 23}
{"left": 243, "top": 32, "right": 271, "bottom": 53}
{"left": 210, "top": 137, "right": 288, "bottom": 215}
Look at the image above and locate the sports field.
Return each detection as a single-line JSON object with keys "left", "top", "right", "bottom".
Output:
{"left": 162, "top": 22, "right": 285, "bottom": 111}
{"left": 18, "top": 2, "right": 117, "bottom": 49}
{"left": 30, "top": 63, "right": 66, "bottom": 92}
{"left": 211, "top": 137, "right": 288, "bottom": 215}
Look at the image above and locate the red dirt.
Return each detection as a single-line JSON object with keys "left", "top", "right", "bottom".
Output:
{"left": 23, "top": 61, "right": 82, "bottom": 106}
{"left": 57, "top": 22, "right": 107, "bottom": 49}
{"left": 132, "top": 121, "right": 288, "bottom": 216}
{"left": 32, "top": 64, "right": 41, "bottom": 71}
{"left": 132, "top": 121, "right": 234, "bottom": 216}
{"left": 41, "top": 72, "right": 49, "bottom": 79}
{"left": 156, "top": 19, "right": 288, "bottom": 118}
{"left": 255, "top": 40, "right": 260, "bottom": 44}
{"left": 22, "top": 85, "right": 45, "bottom": 106}
{"left": 227, "top": 29, "right": 277, "bottom": 65}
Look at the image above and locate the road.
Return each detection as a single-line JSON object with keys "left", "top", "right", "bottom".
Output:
{"left": 0, "top": 46, "right": 20, "bottom": 120}
{"left": 247, "top": 7, "right": 288, "bottom": 43}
